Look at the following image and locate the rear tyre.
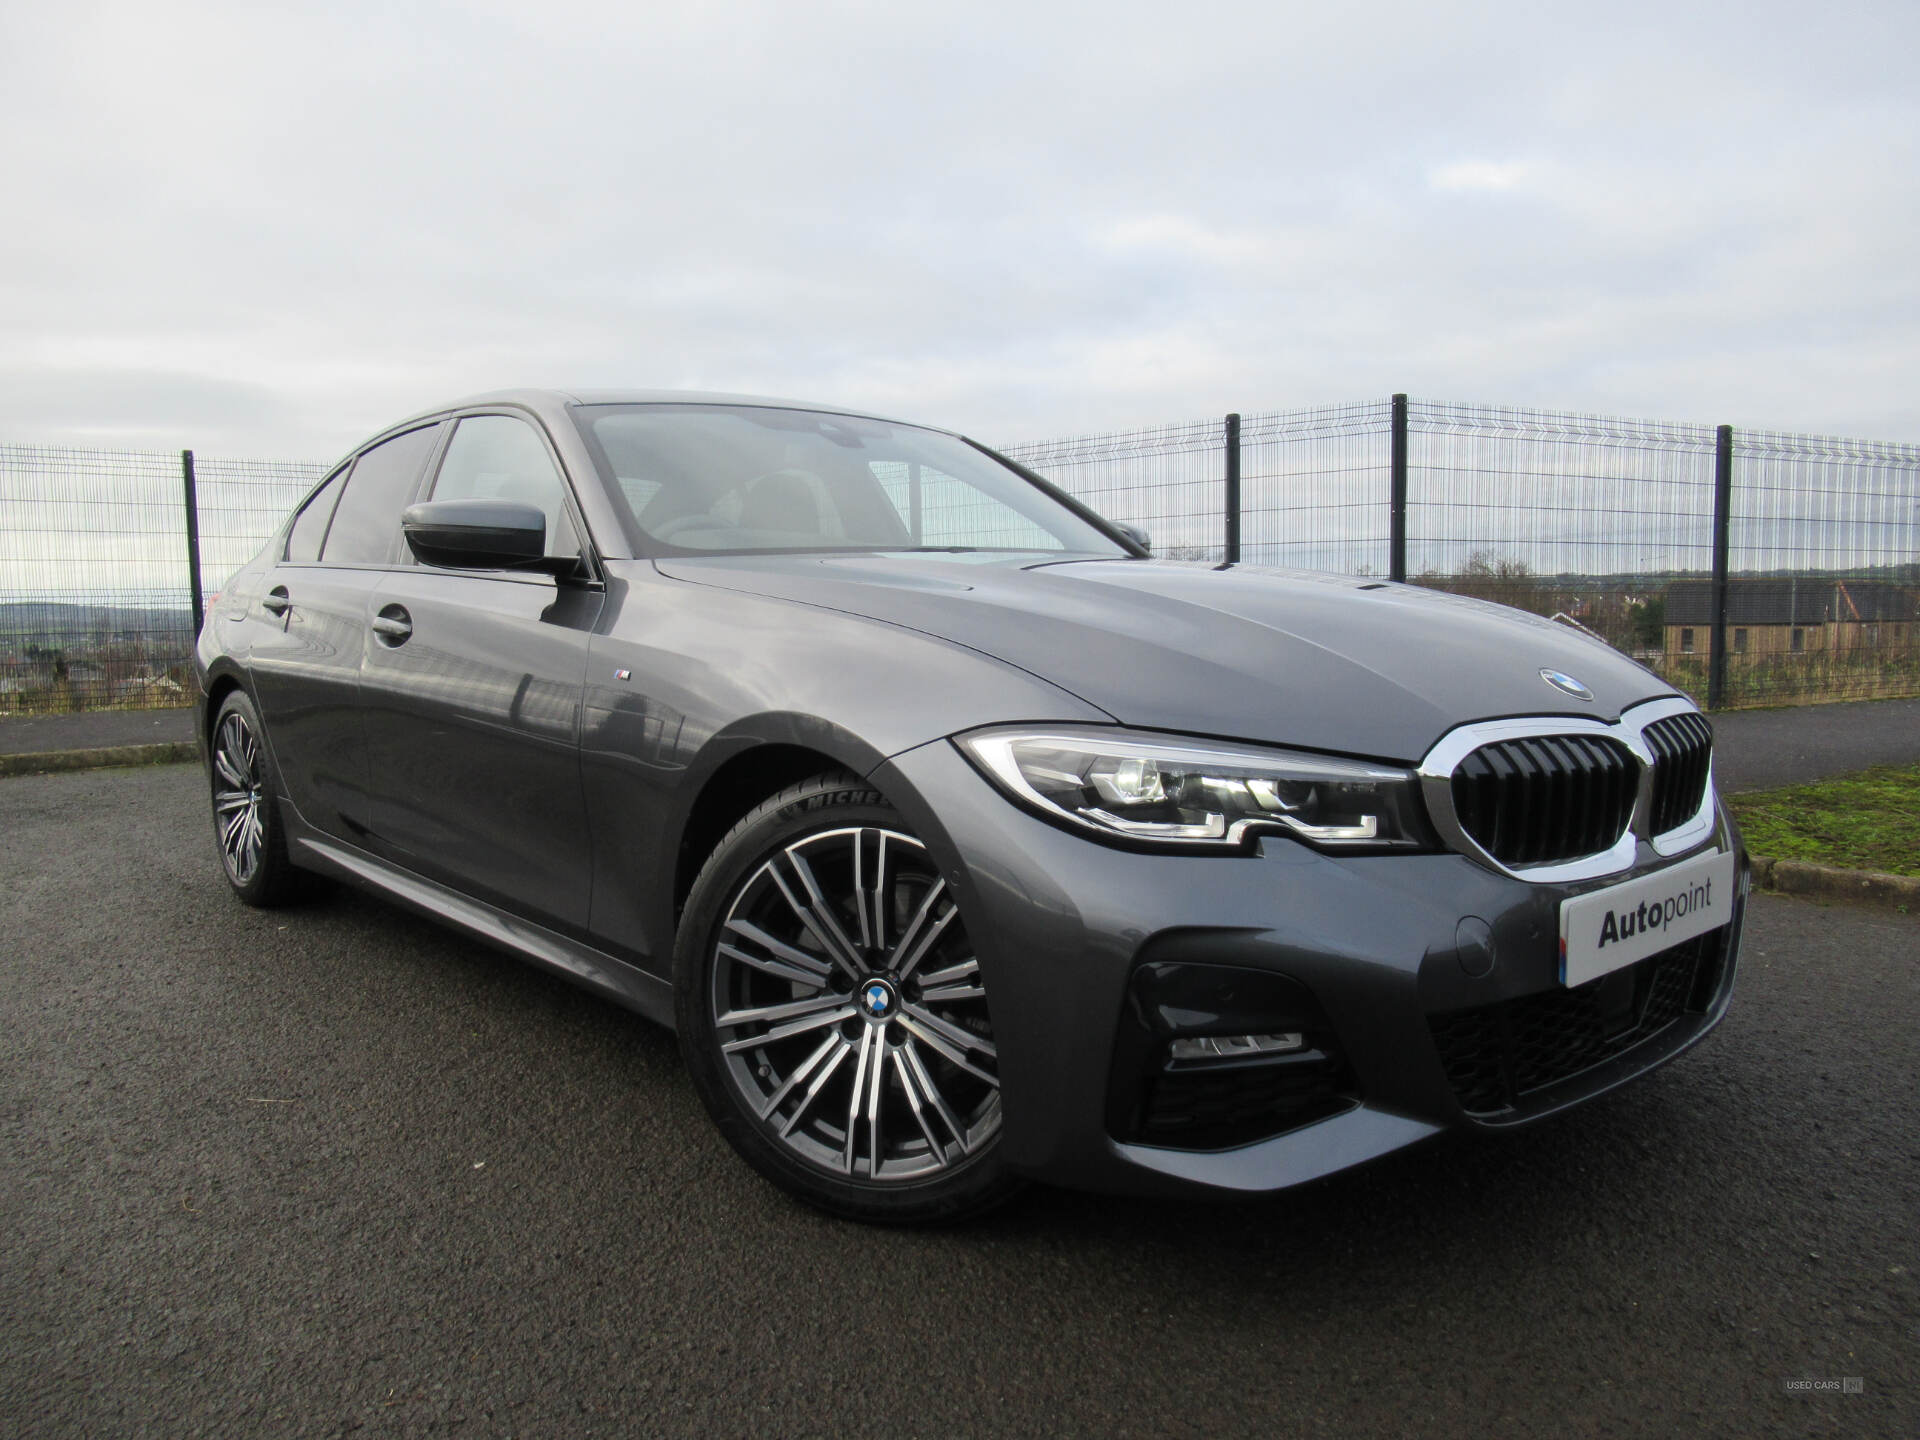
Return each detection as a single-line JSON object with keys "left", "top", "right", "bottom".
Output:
{"left": 675, "top": 773, "right": 1021, "bottom": 1224}
{"left": 208, "top": 689, "right": 298, "bottom": 908}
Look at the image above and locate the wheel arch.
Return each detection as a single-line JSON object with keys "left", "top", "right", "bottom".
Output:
{"left": 669, "top": 717, "right": 900, "bottom": 926}
{"left": 200, "top": 666, "right": 248, "bottom": 753}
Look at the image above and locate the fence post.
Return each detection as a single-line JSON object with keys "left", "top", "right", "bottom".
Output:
{"left": 1707, "top": 424, "right": 1733, "bottom": 709}
{"left": 181, "top": 449, "right": 205, "bottom": 638}
{"left": 1224, "top": 412, "right": 1241, "bottom": 563}
{"left": 1389, "top": 394, "right": 1408, "bottom": 582}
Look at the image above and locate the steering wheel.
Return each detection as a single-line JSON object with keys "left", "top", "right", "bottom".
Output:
{"left": 646, "top": 470, "right": 830, "bottom": 542}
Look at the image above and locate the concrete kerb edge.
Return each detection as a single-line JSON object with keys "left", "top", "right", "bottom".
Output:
{"left": 1749, "top": 854, "right": 1919, "bottom": 914}
{"left": 0, "top": 741, "right": 200, "bottom": 778}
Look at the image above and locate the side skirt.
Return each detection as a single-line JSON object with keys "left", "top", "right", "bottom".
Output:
{"left": 284, "top": 811, "right": 676, "bottom": 1030}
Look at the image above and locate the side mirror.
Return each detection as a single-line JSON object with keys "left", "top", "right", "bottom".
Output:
{"left": 402, "top": 500, "right": 547, "bottom": 570}
{"left": 1114, "top": 522, "right": 1152, "bottom": 554}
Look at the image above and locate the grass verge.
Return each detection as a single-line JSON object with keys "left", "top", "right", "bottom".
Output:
{"left": 1726, "top": 764, "right": 1920, "bottom": 878}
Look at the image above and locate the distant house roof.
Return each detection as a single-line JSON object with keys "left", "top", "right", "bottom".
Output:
{"left": 1666, "top": 579, "right": 1919, "bottom": 626}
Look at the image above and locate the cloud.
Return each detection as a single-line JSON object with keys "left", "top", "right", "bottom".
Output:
{"left": 1428, "top": 161, "right": 1535, "bottom": 193}
{"left": 0, "top": 0, "right": 1917, "bottom": 458}
{"left": 1098, "top": 216, "right": 1269, "bottom": 265}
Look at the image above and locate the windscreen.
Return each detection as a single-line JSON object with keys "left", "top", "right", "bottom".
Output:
{"left": 576, "top": 404, "right": 1124, "bottom": 556}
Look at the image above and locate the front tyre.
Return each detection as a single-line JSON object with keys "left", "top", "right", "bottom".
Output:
{"left": 675, "top": 774, "right": 1019, "bottom": 1224}
{"left": 208, "top": 689, "right": 298, "bottom": 907}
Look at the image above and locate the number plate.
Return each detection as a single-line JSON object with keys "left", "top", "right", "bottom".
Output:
{"left": 1558, "top": 848, "right": 1736, "bottom": 988}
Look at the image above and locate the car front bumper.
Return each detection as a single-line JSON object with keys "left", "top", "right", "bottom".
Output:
{"left": 872, "top": 738, "right": 1747, "bottom": 1199}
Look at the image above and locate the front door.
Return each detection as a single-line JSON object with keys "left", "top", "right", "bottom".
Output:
{"left": 358, "top": 412, "right": 603, "bottom": 933}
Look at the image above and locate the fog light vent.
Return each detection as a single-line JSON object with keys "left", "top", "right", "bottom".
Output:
{"left": 1167, "top": 1031, "right": 1304, "bottom": 1063}
{"left": 1107, "top": 960, "right": 1357, "bottom": 1152}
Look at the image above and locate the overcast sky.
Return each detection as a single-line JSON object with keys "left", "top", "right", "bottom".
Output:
{"left": 3, "top": 0, "right": 1917, "bottom": 462}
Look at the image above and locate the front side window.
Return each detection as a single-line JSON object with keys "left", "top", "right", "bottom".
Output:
{"left": 429, "top": 414, "right": 579, "bottom": 560}
{"left": 321, "top": 424, "right": 444, "bottom": 566}
{"left": 577, "top": 404, "right": 1123, "bottom": 557}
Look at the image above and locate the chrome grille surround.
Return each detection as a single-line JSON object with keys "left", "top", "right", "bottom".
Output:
{"left": 1418, "top": 696, "right": 1717, "bottom": 884}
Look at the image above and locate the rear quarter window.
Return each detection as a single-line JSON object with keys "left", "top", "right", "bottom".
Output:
{"left": 284, "top": 467, "right": 348, "bottom": 563}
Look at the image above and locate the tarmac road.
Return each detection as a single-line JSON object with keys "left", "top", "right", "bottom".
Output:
{"left": 1708, "top": 695, "right": 1920, "bottom": 794}
{"left": 2, "top": 764, "right": 1915, "bottom": 1439}
{"left": 0, "top": 706, "right": 194, "bottom": 756}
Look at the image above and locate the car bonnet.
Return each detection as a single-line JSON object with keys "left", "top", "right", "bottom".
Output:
{"left": 652, "top": 554, "right": 1679, "bottom": 763}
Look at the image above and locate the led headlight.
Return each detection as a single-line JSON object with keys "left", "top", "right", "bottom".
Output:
{"left": 956, "top": 726, "right": 1432, "bottom": 852}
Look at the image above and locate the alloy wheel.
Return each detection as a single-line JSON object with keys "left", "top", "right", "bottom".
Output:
{"left": 709, "top": 825, "right": 1000, "bottom": 1183}
{"left": 212, "top": 710, "right": 267, "bottom": 885}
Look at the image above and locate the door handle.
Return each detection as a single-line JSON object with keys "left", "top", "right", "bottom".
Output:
{"left": 261, "top": 588, "right": 291, "bottom": 616}
{"left": 373, "top": 605, "right": 413, "bottom": 646}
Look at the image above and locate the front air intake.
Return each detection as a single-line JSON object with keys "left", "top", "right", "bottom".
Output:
{"left": 1429, "top": 931, "right": 1725, "bottom": 1116}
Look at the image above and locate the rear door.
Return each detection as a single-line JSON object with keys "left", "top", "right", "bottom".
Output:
{"left": 245, "top": 423, "right": 445, "bottom": 838}
{"left": 360, "top": 411, "right": 604, "bottom": 932}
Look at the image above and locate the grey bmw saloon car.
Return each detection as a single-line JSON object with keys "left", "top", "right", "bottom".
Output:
{"left": 197, "top": 389, "right": 1746, "bottom": 1222}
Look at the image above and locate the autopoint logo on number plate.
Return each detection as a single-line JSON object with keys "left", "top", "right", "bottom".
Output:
{"left": 1559, "top": 848, "right": 1736, "bottom": 987}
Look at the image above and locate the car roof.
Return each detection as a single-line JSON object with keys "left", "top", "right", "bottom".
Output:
{"left": 385, "top": 387, "right": 944, "bottom": 436}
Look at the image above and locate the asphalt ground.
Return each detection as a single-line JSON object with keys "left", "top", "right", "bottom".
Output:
{"left": 1709, "top": 696, "right": 1920, "bottom": 794}
{"left": 0, "top": 707, "right": 194, "bottom": 756}
{"left": 3, "top": 764, "right": 1916, "bottom": 1439}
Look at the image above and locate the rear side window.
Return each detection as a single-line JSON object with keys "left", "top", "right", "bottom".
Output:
{"left": 429, "top": 415, "right": 579, "bottom": 559}
{"left": 320, "top": 424, "right": 443, "bottom": 566}
{"left": 284, "top": 467, "right": 347, "bottom": 562}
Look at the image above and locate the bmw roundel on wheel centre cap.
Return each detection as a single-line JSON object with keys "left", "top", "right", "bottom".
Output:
{"left": 860, "top": 978, "right": 896, "bottom": 1019}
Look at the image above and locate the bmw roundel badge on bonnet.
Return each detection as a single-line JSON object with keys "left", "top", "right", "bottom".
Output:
{"left": 1540, "top": 668, "right": 1596, "bottom": 701}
